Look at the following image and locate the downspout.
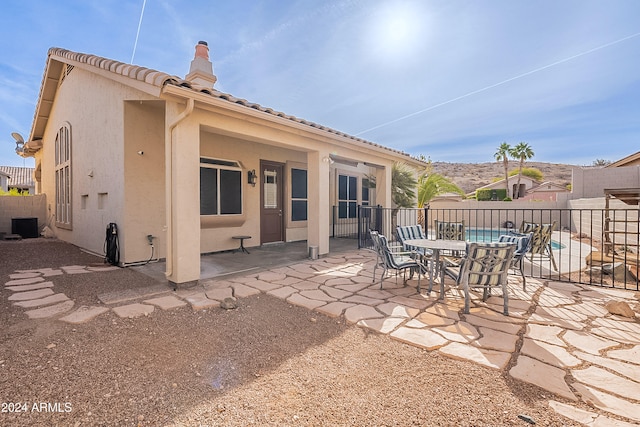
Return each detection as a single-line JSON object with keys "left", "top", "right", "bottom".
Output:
{"left": 165, "top": 98, "right": 195, "bottom": 280}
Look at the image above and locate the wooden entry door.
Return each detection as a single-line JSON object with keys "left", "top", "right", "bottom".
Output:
{"left": 260, "top": 160, "right": 284, "bottom": 244}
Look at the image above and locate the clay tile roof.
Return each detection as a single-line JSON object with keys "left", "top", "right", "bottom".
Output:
{"left": 45, "top": 47, "right": 418, "bottom": 161}
{"left": 0, "top": 166, "right": 34, "bottom": 188}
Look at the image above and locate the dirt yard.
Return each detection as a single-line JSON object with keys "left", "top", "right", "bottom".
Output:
{"left": 0, "top": 239, "right": 589, "bottom": 426}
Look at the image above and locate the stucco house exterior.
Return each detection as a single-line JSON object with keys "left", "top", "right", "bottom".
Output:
{"left": 468, "top": 175, "right": 539, "bottom": 200}
{"left": 18, "top": 42, "right": 424, "bottom": 287}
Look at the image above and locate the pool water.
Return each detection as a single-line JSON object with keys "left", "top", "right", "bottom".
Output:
{"left": 466, "top": 228, "right": 565, "bottom": 250}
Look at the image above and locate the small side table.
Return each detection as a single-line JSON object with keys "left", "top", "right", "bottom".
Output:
{"left": 232, "top": 235, "right": 251, "bottom": 254}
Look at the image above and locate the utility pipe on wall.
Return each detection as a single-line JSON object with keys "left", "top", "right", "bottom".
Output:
{"left": 164, "top": 98, "right": 194, "bottom": 281}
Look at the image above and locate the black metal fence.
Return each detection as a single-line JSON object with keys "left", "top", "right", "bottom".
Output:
{"left": 356, "top": 205, "right": 639, "bottom": 290}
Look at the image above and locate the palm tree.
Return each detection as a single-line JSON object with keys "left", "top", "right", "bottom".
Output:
{"left": 417, "top": 170, "right": 465, "bottom": 229}
{"left": 510, "top": 142, "right": 534, "bottom": 199}
{"left": 391, "top": 162, "right": 416, "bottom": 208}
{"left": 494, "top": 142, "right": 511, "bottom": 199}
{"left": 390, "top": 162, "right": 417, "bottom": 232}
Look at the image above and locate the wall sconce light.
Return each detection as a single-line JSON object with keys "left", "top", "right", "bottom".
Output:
{"left": 248, "top": 169, "right": 257, "bottom": 186}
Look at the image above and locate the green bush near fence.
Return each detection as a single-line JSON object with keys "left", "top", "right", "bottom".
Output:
{"left": 476, "top": 188, "right": 507, "bottom": 201}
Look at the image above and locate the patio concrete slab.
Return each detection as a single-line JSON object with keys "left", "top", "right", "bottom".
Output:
{"left": 549, "top": 400, "right": 639, "bottom": 427}
{"left": 59, "top": 306, "right": 110, "bottom": 324}
{"left": 386, "top": 295, "right": 430, "bottom": 310}
{"left": 315, "top": 301, "right": 355, "bottom": 318}
{"left": 205, "top": 287, "right": 234, "bottom": 301}
{"left": 14, "top": 293, "right": 69, "bottom": 308}
{"left": 509, "top": 355, "right": 576, "bottom": 400}
{"left": 592, "top": 317, "right": 640, "bottom": 335}
{"left": 336, "top": 282, "right": 373, "bottom": 293}
{"left": 286, "top": 293, "right": 327, "bottom": 311}
{"left": 439, "top": 342, "right": 511, "bottom": 370}
{"left": 431, "top": 321, "right": 480, "bottom": 343}
{"left": 61, "top": 265, "right": 91, "bottom": 274}
{"left": 98, "top": 284, "right": 171, "bottom": 305}
{"left": 464, "top": 314, "right": 522, "bottom": 334}
{"left": 342, "top": 295, "right": 385, "bottom": 306}
{"left": 324, "top": 277, "right": 355, "bottom": 287}
{"left": 575, "top": 351, "right": 640, "bottom": 382}
{"left": 391, "top": 327, "right": 448, "bottom": 351}
{"left": 5, "top": 281, "right": 55, "bottom": 292}
{"left": 376, "top": 302, "right": 420, "bottom": 318}
{"left": 257, "top": 271, "right": 287, "bottom": 282}
{"left": 524, "top": 324, "right": 566, "bottom": 346}
{"left": 528, "top": 313, "right": 583, "bottom": 330}
{"left": 474, "top": 327, "right": 518, "bottom": 353}
{"left": 562, "top": 330, "right": 619, "bottom": 355}
{"left": 25, "top": 300, "right": 74, "bottom": 319}
{"left": 535, "top": 306, "right": 590, "bottom": 322}
{"left": 112, "top": 303, "right": 155, "bottom": 318}
{"left": 468, "top": 307, "right": 526, "bottom": 323}
{"left": 414, "top": 312, "right": 456, "bottom": 326}
{"left": 358, "top": 317, "right": 405, "bottom": 334}
{"left": 9, "top": 272, "right": 42, "bottom": 280}
{"left": 244, "top": 279, "right": 282, "bottom": 292}
{"left": 144, "top": 295, "right": 187, "bottom": 310}
{"left": 357, "top": 289, "right": 394, "bottom": 300}
{"left": 272, "top": 276, "right": 303, "bottom": 287}
{"left": 573, "top": 383, "right": 640, "bottom": 422}
{"left": 5, "top": 276, "right": 45, "bottom": 287}
{"left": 571, "top": 366, "right": 640, "bottom": 398}
{"left": 606, "top": 345, "right": 640, "bottom": 365}
{"left": 520, "top": 338, "right": 581, "bottom": 368}
{"left": 290, "top": 280, "right": 321, "bottom": 291}
{"left": 231, "top": 283, "right": 262, "bottom": 298}
{"left": 564, "top": 301, "right": 610, "bottom": 317}
{"left": 320, "top": 286, "right": 353, "bottom": 300}
{"left": 267, "top": 286, "right": 297, "bottom": 299}
{"left": 343, "top": 305, "right": 384, "bottom": 324}
{"left": 299, "top": 289, "right": 337, "bottom": 302}
{"left": 590, "top": 327, "right": 640, "bottom": 345}
{"left": 8, "top": 288, "right": 54, "bottom": 301}
{"left": 183, "top": 292, "right": 220, "bottom": 311}
{"left": 423, "top": 304, "right": 460, "bottom": 321}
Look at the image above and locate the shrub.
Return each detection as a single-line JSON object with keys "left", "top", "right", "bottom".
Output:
{"left": 476, "top": 188, "right": 507, "bottom": 201}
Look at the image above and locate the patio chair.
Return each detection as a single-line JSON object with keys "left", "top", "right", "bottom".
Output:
{"left": 498, "top": 232, "right": 533, "bottom": 290}
{"left": 434, "top": 219, "right": 466, "bottom": 257}
{"left": 442, "top": 242, "right": 517, "bottom": 315}
{"left": 519, "top": 221, "right": 558, "bottom": 271}
{"left": 396, "top": 225, "right": 433, "bottom": 257}
{"left": 374, "top": 233, "right": 424, "bottom": 291}
{"left": 369, "top": 230, "right": 403, "bottom": 283}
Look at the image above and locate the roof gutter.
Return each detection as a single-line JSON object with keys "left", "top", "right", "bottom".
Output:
{"left": 164, "top": 97, "right": 195, "bottom": 282}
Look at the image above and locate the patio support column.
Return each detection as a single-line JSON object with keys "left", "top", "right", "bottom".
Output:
{"left": 308, "top": 150, "right": 330, "bottom": 256}
{"left": 375, "top": 163, "right": 393, "bottom": 207}
{"left": 165, "top": 103, "right": 200, "bottom": 287}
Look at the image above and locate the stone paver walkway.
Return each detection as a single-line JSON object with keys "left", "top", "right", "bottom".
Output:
{"left": 3, "top": 250, "right": 639, "bottom": 426}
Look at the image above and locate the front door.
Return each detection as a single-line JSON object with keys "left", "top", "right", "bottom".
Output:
{"left": 260, "top": 160, "right": 284, "bottom": 244}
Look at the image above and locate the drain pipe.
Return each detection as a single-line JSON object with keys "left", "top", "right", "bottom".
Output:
{"left": 164, "top": 98, "right": 195, "bottom": 280}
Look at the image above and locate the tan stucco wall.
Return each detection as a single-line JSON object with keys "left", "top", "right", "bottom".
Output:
{"left": 571, "top": 165, "right": 640, "bottom": 199}
{"left": 39, "top": 66, "right": 158, "bottom": 258}
{"left": 123, "top": 101, "right": 166, "bottom": 262}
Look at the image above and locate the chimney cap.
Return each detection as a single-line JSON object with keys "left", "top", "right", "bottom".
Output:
{"left": 198, "top": 40, "right": 208, "bottom": 46}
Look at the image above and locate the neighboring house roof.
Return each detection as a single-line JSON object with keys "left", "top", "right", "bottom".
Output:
{"left": 606, "top": 151, "right": 640, "bottom": 168}
{"left": 466, "top": 176, "right": 540, "bottom": 197}
{"left": 526, "top": 181, "right": 568, "bottom": 193}
{"left": 0, "top": 166, "right": 34, "bottom": 188}
{"left": 27, "top": 47, "right": 420, "bottom": 164}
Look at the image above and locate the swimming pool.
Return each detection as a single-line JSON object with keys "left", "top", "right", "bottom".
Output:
{"left": 466, "top": 228, "right": 565, "bottom": 250}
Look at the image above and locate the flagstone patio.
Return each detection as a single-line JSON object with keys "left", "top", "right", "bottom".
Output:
{"left": 3, "top": 249, "right": 639, "bottom": 426}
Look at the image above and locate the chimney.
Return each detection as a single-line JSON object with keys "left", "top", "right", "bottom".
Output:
{"left": 186, "top": 41, "right": 217, "bottom": 88}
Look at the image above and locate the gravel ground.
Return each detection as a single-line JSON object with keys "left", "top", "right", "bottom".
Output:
{"left": 0, "top": 239, "right": 587, "bottom": 426}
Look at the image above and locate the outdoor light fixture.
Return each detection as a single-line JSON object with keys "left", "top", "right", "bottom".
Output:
{"left": 11, "top": 132, "right": 25, "bottom": 155}
{"left": 248, "top": 169, "right": 257, "bottom": 186}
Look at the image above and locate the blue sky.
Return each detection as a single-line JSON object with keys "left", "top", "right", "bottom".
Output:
{"left": 1, "top": 0, "right": 638, "bottom": 168}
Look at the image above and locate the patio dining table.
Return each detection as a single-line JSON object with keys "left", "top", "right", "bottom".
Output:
{"left": 404, "top": 239, "right": 467, "bottom": 299}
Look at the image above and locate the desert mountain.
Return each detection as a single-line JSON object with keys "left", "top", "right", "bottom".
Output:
{"left": 430, "top": 161, "right": 575, "bottom": 194}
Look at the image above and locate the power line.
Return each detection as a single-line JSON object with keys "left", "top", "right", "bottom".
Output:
{"left": 355, "top": 31, "right": 640, "bottom": 136}
{"left": 130, "top": 0, "right": 148, "bottom": 64}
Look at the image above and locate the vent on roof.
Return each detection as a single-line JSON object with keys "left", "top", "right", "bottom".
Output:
{"left": 59, "top": 64, "right": 74, "bottom": 86}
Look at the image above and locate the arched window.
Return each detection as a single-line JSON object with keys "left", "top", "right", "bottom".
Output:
{"left": 55, "top": 123, "right": 72, "bottom": 228}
